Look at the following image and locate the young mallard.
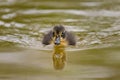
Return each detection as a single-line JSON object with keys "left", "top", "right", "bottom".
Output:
{"left": 42, "top": 25, "right": 76, "bottom": 70}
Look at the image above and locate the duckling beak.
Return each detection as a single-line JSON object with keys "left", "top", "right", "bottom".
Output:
{"left": 54, "top": 36, "right": 60, "bottom": 45}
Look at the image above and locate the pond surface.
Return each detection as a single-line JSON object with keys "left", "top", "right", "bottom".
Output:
{"left": 0, "top": 0, "right": 120, "bottom": 80}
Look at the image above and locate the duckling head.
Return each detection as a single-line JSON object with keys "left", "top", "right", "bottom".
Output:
{"left": 53, "top": 25, "right": 66, "bottom": 45}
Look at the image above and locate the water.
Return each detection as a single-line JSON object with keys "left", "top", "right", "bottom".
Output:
{"left": 0, "top": 0, "right": 120, "bottom": 80}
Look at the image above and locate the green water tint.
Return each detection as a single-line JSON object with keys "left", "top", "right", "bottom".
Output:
{"left": 0, "top": 0, "right": 120, "bottom": 80}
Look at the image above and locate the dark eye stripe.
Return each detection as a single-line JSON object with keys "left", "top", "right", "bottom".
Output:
{"left": 53, "top": 32, "right": 55, "bottom": 37}
{"left": 61, "top": 32, "right": 66, "bottom": 38}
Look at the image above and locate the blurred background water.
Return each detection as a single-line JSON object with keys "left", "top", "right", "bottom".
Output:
{"left": 0, "top": 0, "right": 120, "bottom": 80}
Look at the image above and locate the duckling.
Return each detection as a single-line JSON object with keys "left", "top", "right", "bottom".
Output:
{"left": 42, "top": 25, "right": 76, "bottom": 46}
{"left": 42, "top": 25, "right": 76, "bottom": 69}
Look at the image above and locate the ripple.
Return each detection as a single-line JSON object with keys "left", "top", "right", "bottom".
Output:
{"left": 64, "top": 25, "right": 87, "bottom": 32}
{"left": 0, "top": 8, "right": 11, "bottom": 13}
{"left": 0, "top": 0, "right": 16, "bottom": 5}
{"left": 63, "top": 19, "right": 78, "bottom": 22}
{"left": 0, "top": 35, "right": 23, "bottom": 44}
{"left": 0, "top": 21, "right": 5, "bottom": 26}
{"left": 103, "top": 26, "right": 120, "bottom": 32}
{"left": 80, "top": 2, "right": 102, "bottom": 7}
{"left": 20, "top": 9, "right": 120, "bottom": 17}
{"left": 0, "top": 21, "right": 25, "bottom": 28}
{"left": 2, "top": 13, "right": 16, "bottom": 19}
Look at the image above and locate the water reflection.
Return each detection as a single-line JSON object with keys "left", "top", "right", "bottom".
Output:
{"left": 52, "top": 45, "right": 66, "bottom": 70}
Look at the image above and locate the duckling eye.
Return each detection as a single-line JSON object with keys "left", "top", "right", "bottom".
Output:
{"left": 61, "top": 32, "right": 65, "bottom": 38}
